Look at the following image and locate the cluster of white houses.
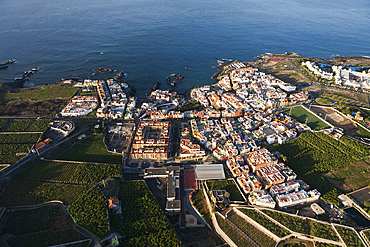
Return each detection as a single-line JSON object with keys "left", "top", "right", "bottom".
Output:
{"left": 60, "top": 95, "right": 98, "bottom": 117}
{"left": 221, "top": 148, "right": 321, "bottom": 208}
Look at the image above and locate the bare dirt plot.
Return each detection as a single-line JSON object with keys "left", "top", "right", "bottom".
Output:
{"left": 324, "top": 160, "right": 370, "bottom": 193}
{"left": 310, "top": 106, "right": 361, "bottom": 135}
{"left": 348, "top": 187, "right": 370, "bottom": 206}
{"left": 323, "top": 87, "right": 369, "bottom": 104}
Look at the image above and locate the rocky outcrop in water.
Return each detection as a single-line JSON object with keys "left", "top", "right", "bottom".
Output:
{"left": 152, "top": 81, "right": 161, "bottom": 91}
{"left": 114, "top": 71, "right": 127, "bottom": 81}
{"left": 93, "top": 67, "right": 115, "bottom": 75}
{"left": 171, "top": 73, "right": 184, "bottom": 80}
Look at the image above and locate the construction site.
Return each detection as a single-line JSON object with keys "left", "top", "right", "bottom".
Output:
{"left": 105, "top": 123, "right": 135, "bottom": 156}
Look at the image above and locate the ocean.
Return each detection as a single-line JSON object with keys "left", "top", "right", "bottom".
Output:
{"left": 1, "top": 0, "right": 369, "bottom": 96}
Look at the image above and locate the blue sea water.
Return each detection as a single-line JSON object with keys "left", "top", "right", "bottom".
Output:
{"left": 0, "top": 0, "right": 369, "bottom": 96}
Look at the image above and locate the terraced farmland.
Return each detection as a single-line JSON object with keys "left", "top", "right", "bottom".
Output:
{"left": 16, "top": 160, "right": 121, "bottom": 184}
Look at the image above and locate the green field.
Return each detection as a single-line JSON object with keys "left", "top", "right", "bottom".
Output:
{"left": 2, "top": 204, "right": 88, "bottom": 246}
{"left": 16, "top": 160, "right": 121, "bottom": 184}
{"left": 114, "top": 181, "right": 182, "bottom": 246}
{"left": 283, "top": 105, "right": 331, "bottom": 131}
{"left": 315, "top": 98, "right": 332, "bottom": 105}
{"left": 2, "top": 119, "right": 51, "bottom": 132}
{"left": 192, "top": 190, "right": 212, "bottom": 226}
{"left": 0, "top": 83, "right": 78, "bottom": 101}
{"left": 206, "top": 179, "right": 244, "bottom": 201}
{"left": 0, "top": 181, "right": 87, "bottom": 206}
{"left": 58, "top": 134, "right": 122, "bottom": 164}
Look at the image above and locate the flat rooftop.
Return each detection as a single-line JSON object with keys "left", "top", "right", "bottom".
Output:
{"left": 184, "top": 171, "right": 196, "bottom": 190}
{"left": 195, "top": 164, "right": 225, "bottom": 180}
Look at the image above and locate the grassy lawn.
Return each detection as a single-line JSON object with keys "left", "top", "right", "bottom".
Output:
{"left": 0, "top": 165, "right": 9, "bottom": 170}
{"left": 284, "top": 105, "right": 331, "bottom": 131}
{"left": 355, "top": 126, "right": 370, "bottom": 138}
{"left": 206, "top": 179, "right": 244, "bottom": 201}
{"left": 58, "top": 134, "right": 122, "bottom": 164}
{"left": 0, "top": 181, "right": 87, "bottom": 206}
{"left": 0, "top": 83, "right": 78, "bottom": 101}
{"left": 191, "top": 190, "right": 212, "bottom": 226}
{"left": 315, "top": 98, "right": 332, "bottom": 105}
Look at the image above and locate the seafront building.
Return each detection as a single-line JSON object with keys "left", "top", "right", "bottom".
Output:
{"left": 302, "top": 61, "right": 370, "bottom": 90}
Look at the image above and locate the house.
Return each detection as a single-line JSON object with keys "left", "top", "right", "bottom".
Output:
{"left": 108, "top": 198, "right": 119, "bottom": 209}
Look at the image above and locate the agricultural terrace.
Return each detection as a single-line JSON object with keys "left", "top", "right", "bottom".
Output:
{"left": 58, "top": 133, "right": 122, "bottom": 164}
{"left": 0, "top": 132, "right": 42, "bottom": 165}
{"left": 2, "top": 204, "right": 89, "bottom": 247}
{"left": 215, "top": 213, "right": 255, "bottom": 247}
{"left": 362, "top": 230, "right": 370, "bottom": 244}
{"left": 0, "top": 119, "right": 7, "bottom": 129}
{"left": 334, "top": 226, "right": 363, "bottom": 247}
{"left": 238, "top": 208, "right": 290, "bottom": 238}
{"left": 315, "top": 243, "right": 341, "bottom": 247}
{"left": 206, "top": 179, "right": 244, "bottom": 201}
{"left": 0, "top": 83, "right": 78, "bottom": 101}
{"left": 16, "top": 160, "right": 121, "bottom": 184}
{"left": 2, "top": 119, "right": 51, "bottom": 132}
{"left": 0, "top": 181, "right": 87, "bottom": 206}
{"left": 114, "top": 181, "right": 182, "bottom": 246}
{"left": 262, "top": 210, "right": 339, "bottom": 242}
{"left": 270, "top": 132, "right": 368, "bottom": 204}
{"left": 227, "top": 210, "right": 277, "bottom": 247}
{"left": 69, "top": 186, "right": 110, "bottom": 239}
{"left": 283, "top": 105, "right": 331, "bottom": 131}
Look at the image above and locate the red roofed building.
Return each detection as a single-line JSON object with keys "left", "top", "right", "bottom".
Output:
{"left": 35, "top": 142, "right": 45, "bottom": 150}
{"left": 108, "top": 198, "right": 119, "bottom": 209}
